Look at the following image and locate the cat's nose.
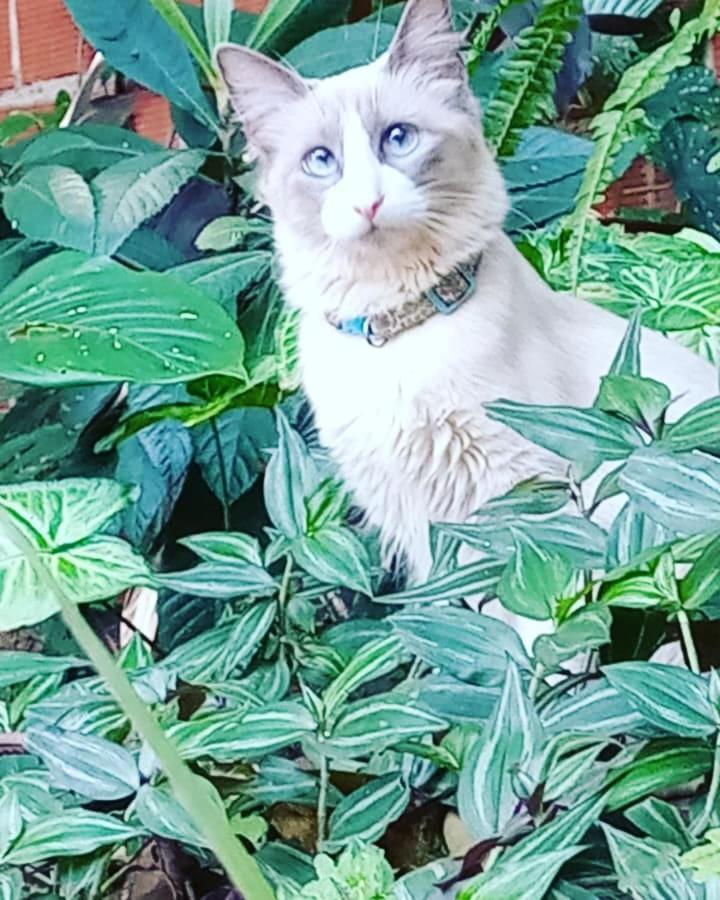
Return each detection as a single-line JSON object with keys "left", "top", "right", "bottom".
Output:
{"left": 354, "top": 196, "right": 384, "bottom": 222}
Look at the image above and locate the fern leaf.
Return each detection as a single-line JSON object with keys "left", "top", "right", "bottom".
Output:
{"left": 566, "top": 0, "right": 720, "bottom": 289}
{"left": 467, "top": 0, "right": 529, "bottom": 74}
{"left": 482, "top": 0, "right": 583, "bottom": 158}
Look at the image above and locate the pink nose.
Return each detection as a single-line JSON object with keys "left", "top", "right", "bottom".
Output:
{"left": 355, "top": 196, "right": 384, "bottom": 222}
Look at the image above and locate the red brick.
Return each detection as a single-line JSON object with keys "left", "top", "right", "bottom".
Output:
{"left": 131, "top": 90, "right": 175, "bottom": 145}
{"left": 0, "top": 2, "right": 13, "bottom": 89}
{"left": 18, "top": 0, "right": 81, "bottom": 83}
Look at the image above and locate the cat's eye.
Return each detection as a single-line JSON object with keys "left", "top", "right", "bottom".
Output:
{"left": 381, "top": 123, "right": 419, "bottom": 158}
{"left": 302, "top": 146, "right": 338, "bottom": 178}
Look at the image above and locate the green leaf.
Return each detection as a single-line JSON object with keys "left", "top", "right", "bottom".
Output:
{"left": 603, "top": 662, "right": 717, "bottom": 737}
{"left": 171, "top": 250, "right": 273, "bottom": 307}
{"left": 203, "top": 0, "right": 234, "bottom": 52}
{"left": 154, "top": 560, "right": 276, "bottom": 597}
{"left": 625, "top": 797, "right": 693, "bottom": 849}
{"left": 0, "top": 790, "right": 22, "bottom": 859}
{"left": 682, "top": 828, "right": 720, "bottom": 882}
{"left": 264, "top": 411, "right": 319, "bottom": 538}
{"left": 666, "top": 397, "right": 720, "bottom": 455}
{"left": 322, "top": 635, "right": 404, "bottom": 718}
{"left": 534, "top": 605, "right": 612, "bottom": 668}
{"left": 64, "top": 0, "right": 217, "bottom": 129}
{"left": 170, "top": 700, "right": 316, "bottom": 761}
{"left": 541, "top": 679, "right": 647, "bottom": 736}
{"left": 179, "top": 531, "right": 263, "bottom": 567}
{"left": 483, "top": 0, "right": 583, "bottom": 156}
{"left": 0, "top": 479, "right": 149, "bottom": 630}
{"left": 3, "top": 166, "right": 96, "bottom": 253}
{"left": 680, "top": 533, "right": 720, "bottom": 612}
{"left": 195, "top": 216, "right": 272, "bottom": 252}
{"left": 326, "top": 695, "right": 447, "bottom": 758}
{"left": 485, "top": 400, "right": 644, "bottom": 478}
{"left": 248, "top": 0, "right": 352, "bottom": 55}
{"left": 287, "top": 21, "right": 395, "bottom": 78}
{"left": 291, "top": 525, "right": 372, "bottom": 595}
{"left": 326, "top": 775, "right": 410, "bottom": 851}
{"left": 25, "top": 726, "right": 139, "bottom": 801}
{"left": 497, "top": 533, "right": 574, "bottom": 620}
{"left": 606, "top": 742, "right": 714, "bottom": 810}
{"left": 596, "top": 375, "right": 672, "bottom": 430}
{"left": 92, "top": 150, "right": 206, "bottom": 255}
{"left": 390, "top": 607, "right": 530, "bottom": 686}
{"left": 3, "top": 811, "right": 144, "bottom": 865}
{"left": 608, "top": 307, "right": 642, "bottom": 376}
{"left": 458, "top": 661, "right": 543, "bottom": 840}
{"left": 459, "top": 847, "right": 582, "bottom": 900}
{"left": 381, "top": 558, "right": 504, "bottom": 605}
{"left": 0, "top": 251, "right": 245, "bottom": 386}
{"left": 0, "top": 651, "right": 86, "bottom": 688}
{"left": 619, "top": 447, "right": 720, "bottom": 534}
{"left": 0, "top": 869, "right": 22, "bottom": 900}
{"left": 416, "top": 675, "right": 500, "bottom": 726}
{"left": 134, "top": 777, "right": 225, "bottom": 847}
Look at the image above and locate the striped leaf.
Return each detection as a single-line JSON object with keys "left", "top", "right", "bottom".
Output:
{"left": 326, "top": 695, "right": 447, "bottom": 758}
{"left": 325, "top": 774, "right": 410, "bottom": 851}
{"left": 264, "top": 411, "right": 319, "bottom": 538}
{"left": 606, "top": 743, "right": 713, "bottom": 811}
{"left": 0, "top": 789, "right": 22, "bottom": 859}
{"left": 25, "top": 727, "right": 139, "bottom": 801}
{"left": 504, "top": 793, "right": 605, "bottom": 863}
{"left": 154, "top": 561, "right": 276, "bottom": 598}
{"left": 323, "top": 635, "right": 405, "bottom": 718}
{"left": 603, "top": 662, "right": 717, "bottom": 738}
{"left": 497, "top": 532, "right": 574, "bottom": 620}
{"left": 541, "top": 680, "right": 647, "bottom": 737}
{"left": 178, "top": 531, "right": 263, "bottom": 567}
{"left": 459, "top": 847, "right": 583, "bottom": 900}
{"left": 381, "top": 559, "right": 503, "bottom": 605}
{"left": 665, "top": 397, "right": 720, "bottom": 455}
{"left": 0, "top": 652, "right": 86, "bottom": 689}
{"left": 458, "top": 661, "right": 544, "bottom": 840}
{"left": 135, "top": 777, "right": 227, "bottom": 847}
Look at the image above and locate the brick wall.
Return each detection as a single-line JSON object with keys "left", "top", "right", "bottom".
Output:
{"left": 0, "top": 0, "right": 268, "bottom": 142}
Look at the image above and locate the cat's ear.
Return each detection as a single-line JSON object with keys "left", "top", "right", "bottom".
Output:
{"left": 387, "top": 0, "right": 463, "bottom": 80}
{"left": 215, "top": 44, "right": 307, "bottom": 153}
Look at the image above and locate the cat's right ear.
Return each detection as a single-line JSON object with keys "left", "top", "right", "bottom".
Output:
{"left": 215, "top": 45, "right": 307, "bottom": 154}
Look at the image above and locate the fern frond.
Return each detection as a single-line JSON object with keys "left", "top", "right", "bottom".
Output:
{"left": 566, "top": 0, "right": 720, "bottom": 289}
{"left": 482, "top": 0, "right": 583, "bottom": 158}
{"left": 466, "top": 0, "right": 528, "bottom": 74}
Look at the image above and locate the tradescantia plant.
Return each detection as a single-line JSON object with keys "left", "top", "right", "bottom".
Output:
{"left": 0, "top": 0, "right": 719, "bottom": 897}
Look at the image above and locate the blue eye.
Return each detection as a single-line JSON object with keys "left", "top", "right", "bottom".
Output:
{"left": 302, "top": 146, "right": 338, "bottom": 177}
{"left": 381, "top": 123, "right": 419, "bottom": 158}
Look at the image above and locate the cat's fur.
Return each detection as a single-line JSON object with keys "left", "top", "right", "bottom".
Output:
{"left": 217, "top": 0, "right": 718, "bottom": 649}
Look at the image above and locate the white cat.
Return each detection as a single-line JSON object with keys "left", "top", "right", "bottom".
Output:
{"left": 217, "top": 0, "right": 718, "bottom": 651}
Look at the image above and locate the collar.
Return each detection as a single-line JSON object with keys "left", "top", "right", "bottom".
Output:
{"left": 325, "top": 251, "right": 483, "bottom": 347}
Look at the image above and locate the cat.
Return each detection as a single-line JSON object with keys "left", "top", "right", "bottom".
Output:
{"left": 217, "top": 0, "right": 718, "bottom": 652}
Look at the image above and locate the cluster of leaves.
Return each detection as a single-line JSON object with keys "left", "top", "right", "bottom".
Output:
{"left": 0, "top": 0, "right": 719, "bottom": 898}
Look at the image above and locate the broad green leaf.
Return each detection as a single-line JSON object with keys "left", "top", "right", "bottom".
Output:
{"left": 63, "top": 0, "right": 217, "bottom": 129}
{"left": 92, "top": 150, "right": 206, "bottom": 255}
{"left": 381, "top": 558, "right": 503, "bottom": 605}
{"left": 602, "top": 573, "right": 669, "bottom": 610}
{"left": 620, "top": 447, "right": 720, "bottom": 534}
{"left": 134, "top": 777, "right": 225, "bottom": 847}
{"left": 291, "top": 525, "right": 372, "bottom": 596}
{"left": 3, "top": 811, "right": 144, "bottom": 865}
{"left": 682, "top": 829, "right": 720, "bottom": 882}
{"left": 248, "top": 0, "right": 352, "bottom": 54}
{"left": 416, "top": 674, "right": 500, "bottom": 726}
{"left": 6, "top": 125, "right": 156, "bottom": 174}
{"left": 160, "top": 600, "right": 276, "bottom": 683}
{"left": 154, "top": 560, "right": 276, "bottom": 597}
{"left": 459, "top": 847, "right": 582, "bottom": 900}
{"left": 241, "top": 756, "right": 322, "bottom": 806}
{"left": 0, "top": 651, "right": 86, "bottom": 688}
{"left": 596, "top": 375, "right": 671, "bottom": 430}
{"left": 606, "top": 742, "right": 714, "bottom": 811}
{"left": 179, "top": 531, "right": 263, "bottom": 567}
{"left": 606, "top": 501, "right": 669, "bottom": 568}
{"left": 390, "top": 607, "right": 530, "bottom": 686}
{"left": 666, "top": 397, "right": 720, "bottom": 455}
{"left": 0, "top": 479, "right": 150, "bottom": 630}
{"left": 3, "top": 166, "right": 95, "bottom": 253}
{"left": 170, "top": 700, "right": 316, "bottom": 762}
{"left": 289, "top": 21, "right": 395, "bottom": 77}
{"left": 534, "top": 605, "right": 612, "bottom": 668}
{"left": 195, "top": 216, "right": 272, "bottom": 252}
{"left": 485, "top": 399, "right": 644, "bottom": 478}
{"left": 625, "top": 797, "right": 693, "bottom": 850}
{"left": 323, "top": 635, "right": 404, "bottom": 718}
{"left": 25, "top": 726, "right": 139, "bottom": 801}
{"left": 326, "top": 775, "right": 410, "bottom": 851}
{"left": 458, "top": 661, "right": 543, "bottom": 840}
{"left": 542, "top": 680, "right": 647, "bottom": 737}
{"left": 603, "top": 662, "right": 716, "bottom": 737}
{"left": 204, "top": 0, "right": 234, "bottom": 52}
{"left": 171, "top": 250, "right": 273, "bottom": 307}
{"left": 497, "top": 533, "right": 574, "bottom": 620}
{"left": 264, "top": 411, "right": 318, "bottom": 538}
{"left": 0, "top": 252, "right": 245, "bottom": 386}
{"left": 326, "top": 695, "right": 447, "bottom": 758}
{"left": 504, "top": 794, "right": 605, "bottom": 863}
{"left": 680, "top": 533, "right": 720, "bottom": 612}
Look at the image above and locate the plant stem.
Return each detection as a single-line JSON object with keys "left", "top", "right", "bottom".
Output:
{"left": 317, "top": 751, "right": 329, "bottom": 851}
{"left": 678, "top": 610, "right": 701, "bottom": 674}
{"left": 0, "top": 508, "right": 274, "bottom": 900}
{"left": 692, "top": 730, "right": 720, "bottom": 837}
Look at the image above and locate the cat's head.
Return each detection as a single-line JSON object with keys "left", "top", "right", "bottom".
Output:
{"left": 216, "top": 0, "right": 506, "bottom": 286}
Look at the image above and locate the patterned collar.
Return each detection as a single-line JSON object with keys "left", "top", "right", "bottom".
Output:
{"left": 325, "top": 251, "right": 483, "bottom": 347}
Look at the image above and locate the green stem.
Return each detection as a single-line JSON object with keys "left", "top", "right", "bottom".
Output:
{"left": 678, "top": 610, "right": 701, "bottom": 674}
{"left": 317, "top": 751, "right": 329, "bottom": 851}
{"left": 692, "top": 730, "right": 720, "bottom": 837}
{"left": 0, "top": 508, "right": 274, "bottom": 900}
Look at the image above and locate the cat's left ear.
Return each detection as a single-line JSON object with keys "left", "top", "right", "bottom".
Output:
{"left": 387, "top": 0, "right": 464, "bottom": 80}
{"left": 215, "top": 44, "right": 308, "bottom": 154}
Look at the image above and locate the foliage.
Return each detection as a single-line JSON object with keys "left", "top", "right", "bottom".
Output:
{"left": 0, "top": 0, "right": 719, "bottom": 898}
